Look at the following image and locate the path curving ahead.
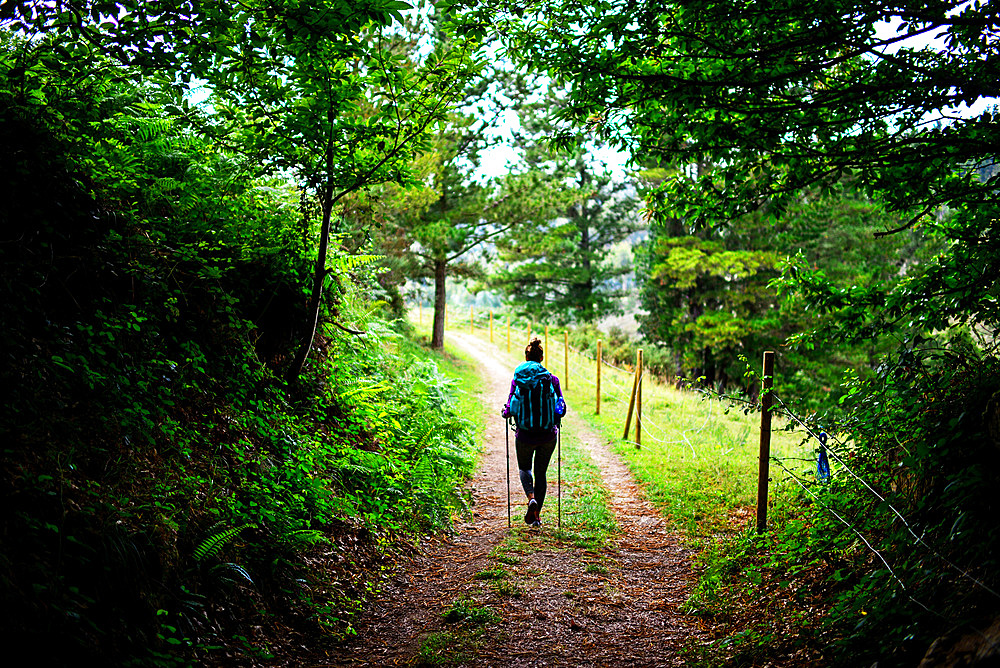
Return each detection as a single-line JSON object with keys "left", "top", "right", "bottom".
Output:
{"left": 315, "top": 332, "right": 703, "bottom": 667}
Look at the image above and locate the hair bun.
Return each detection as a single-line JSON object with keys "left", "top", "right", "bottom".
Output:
{"left": 525, "top": 337, "right": 544, "bottom": 362}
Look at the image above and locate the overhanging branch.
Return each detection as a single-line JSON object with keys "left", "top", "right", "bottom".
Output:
{"left": 873, "top": 203, "right": 934, "bottom": 239}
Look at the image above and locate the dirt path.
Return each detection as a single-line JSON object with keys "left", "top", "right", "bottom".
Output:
{"left": 315, "top": 333, "right": 703, "bottom": 667}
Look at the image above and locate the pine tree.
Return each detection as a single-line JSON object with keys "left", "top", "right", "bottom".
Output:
{"left": 490, "top": 84, "right": 641, "bottom": 324}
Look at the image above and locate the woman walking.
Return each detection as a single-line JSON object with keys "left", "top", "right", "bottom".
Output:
{"left": 502, "top": 337, "right": 566, "bottom": 527}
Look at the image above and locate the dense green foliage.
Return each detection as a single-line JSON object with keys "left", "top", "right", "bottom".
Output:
{"left": 816, "top": 350, "right": 999, "bottom": 663}
{"left": 637, "top": 183, "right": 925, "bottom": 407}
{"left": 747, "top": 201, "right": 1000, "bottom": 664}
{"left": 0, "top": 19, "right": 480, "bottom": 665}
{"left": 491, "top": 0, "right": 999, "bottom": 222}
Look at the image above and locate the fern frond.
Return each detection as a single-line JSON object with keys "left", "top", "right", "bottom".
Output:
{"left": 337, "top": 462, "right": 381, "bottom": 480}
{"left": 278, "top": 529, "right": 329, "bottom": 548}
{"left": 154, "top": 177, "right": 182, "bottom": 193}
{"left": 124, "top": 116, "right": 174, "bottom": 143}
{"left": 407, "top": 423, "right": 436, "bottom": 454}
{"left": 326, "top": 253, "right": 383, "bottom": 275}
{"left": 193, "top": 525, "right": 245, "bottom": 562}
{"left": 411, "top": 455, "right": 436, "bottom": 486}
{"left": 338, "top": 381, "right": 390, "bottom": 403}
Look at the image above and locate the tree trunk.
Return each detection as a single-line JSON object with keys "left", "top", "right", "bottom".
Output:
{"left": 287, "top": 125, "right": 337, "bottom": 384}
{"left": 580, "top": 220, "right": 593, "bottom": 318}
{"left": 430, "top": 259, "right": 447, "bottom": 349}
{"left": 286, "top": 193, "right": 333, "bottom": 383}
{"left": 702, "top": 346, "right": 716, "bottom": 387}
{"left": 574, "top": 166, "right": 593, "bottom": 319}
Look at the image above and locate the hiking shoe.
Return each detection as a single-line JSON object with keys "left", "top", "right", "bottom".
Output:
{"left": 531, "top": 519, "right": 542, "bottom": 528}
{"left": 524, "top": 499, "right": 538, "bottom": 525}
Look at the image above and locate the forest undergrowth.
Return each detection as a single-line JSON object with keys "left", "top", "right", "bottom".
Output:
{"left": 0, "top": 44, "right": 484, "bottom": 664}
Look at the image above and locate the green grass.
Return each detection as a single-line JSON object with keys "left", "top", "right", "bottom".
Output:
{"left": 549, "top": 424, "right": 617, "bottom": 547}
{"left": 473, "top": 566, "right": 508, "bottom": 581}
{"left": 414, "top": 603, "right": 496, "bottom": 667}
{"left": 414, "top": 631, "right": 476, "bottom": 667}
{"left": 442, "top": 597, "right": 501, "bottom": 625}
{"left": 492, "top": 550, "right": 520, "bottom": 566}
{"left": 489, "top": 579, "right": 525, "bottom": 597}
{"left": 575, "top": 373, "right": 803, "bottom": 539}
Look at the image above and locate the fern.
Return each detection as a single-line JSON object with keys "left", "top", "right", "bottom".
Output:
{"left": 337, "top": 379, "right": 390, "bottom": 403}
{"left": 426, "top": 440, "right": 473, "bottom": 468}
{"left": 193, "top": 524, "right": 248, "bottom": 562}
{"left": 326, "top": 252, "right": 383, "bottom": 276}
{"left": 406, "top": 423, "right": 436, "bottom": 455}
{"left": 410, "top": 455, "right": 436, "bottom": 491}
{"left": 123, "top": 116, "right": 173, "bottom": 143}
{"left": 277, "top": 529, "right": 329, "bottom": 549}
{"left": 154, "top": 177, "right": 182, "bottom": 193}
{"left": 336, "top": 450, "right": 385, "bottom": 484}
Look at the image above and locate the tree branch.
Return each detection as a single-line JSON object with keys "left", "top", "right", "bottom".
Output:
{"left": 332, "top": 321, "right": 366, "bottom": 336}
{"left": 873, "top": 203, "right": 934, "bottom": 239}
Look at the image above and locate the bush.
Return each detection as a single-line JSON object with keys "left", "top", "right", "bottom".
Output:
{"left": 710, "top": 347, "right": 1000, "bottom": 666}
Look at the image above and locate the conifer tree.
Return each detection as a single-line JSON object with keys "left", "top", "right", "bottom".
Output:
{"left": 490, "top": 84, "right": 641, "bottom": 324}
{"left": 364, "top": 89, "right": 573, "bottom": 348}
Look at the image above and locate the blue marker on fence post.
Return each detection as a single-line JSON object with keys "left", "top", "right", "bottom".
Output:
{"left": 817, "top": 432, "right": 831, "bottom": 481}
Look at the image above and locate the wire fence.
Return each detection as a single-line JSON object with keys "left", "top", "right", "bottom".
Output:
{"left": 745, "top": 354, "right": 1000, "bottom": 611}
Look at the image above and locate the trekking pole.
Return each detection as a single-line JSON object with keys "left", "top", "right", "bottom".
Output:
{"left": 505, "top": 417, "right": 511, "bottom": 529}
{"left": 557, "top": 426, "right": 562, "bottom": 529}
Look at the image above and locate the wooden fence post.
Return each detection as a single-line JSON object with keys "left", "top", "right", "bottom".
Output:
{"left": 757, "top": 351, "right": 775, "bottom": 534}
{"left": 564, "top": 330, "right": 569, "bottom": 391}
{"left": 596, "top": 339, "right": 602, "bottom": 415}
{"left": 623, "top": 357, "right": 640, "bottom": 440}
{"left": 635, "top": 348, "right": 643, "bottom": 449}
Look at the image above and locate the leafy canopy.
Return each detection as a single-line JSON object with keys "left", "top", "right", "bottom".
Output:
{"left": 493, "top": 0, "right": 1000, "bottom": 225}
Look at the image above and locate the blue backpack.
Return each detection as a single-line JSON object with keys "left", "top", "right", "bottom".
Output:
{"left": 510, "top": 361, "right": 558, "bottom": 430}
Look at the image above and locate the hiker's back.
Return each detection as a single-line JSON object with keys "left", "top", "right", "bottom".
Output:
{"left": 510, "top": 361, "right": 557, "bottom": 431}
